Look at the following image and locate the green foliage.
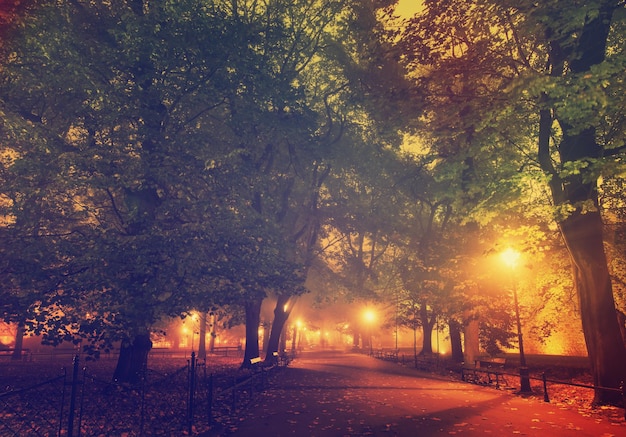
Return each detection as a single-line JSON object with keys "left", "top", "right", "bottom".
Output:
{"left": 0, "top": 0, "right": 355, "bottom": 352}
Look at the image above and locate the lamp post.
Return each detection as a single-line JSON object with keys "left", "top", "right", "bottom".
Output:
{"left": 501, "top": 248, "right": 532, "bottom": 394}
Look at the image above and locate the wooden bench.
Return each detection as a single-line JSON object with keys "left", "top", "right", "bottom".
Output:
{"left": 384, "top": 350, "right": 399, "bottom": 361}
{"left": 373, "top": 349, "right": 398, "bottom": 361}
{"left": 463, "top": 357, "right": 508, "bottom": 388}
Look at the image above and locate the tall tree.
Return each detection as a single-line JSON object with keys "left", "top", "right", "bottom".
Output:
{"left": 0, "top": 0, "right": 280, "bottom": 381}
{"left": 399, "top": 0, "right": 626, "bottom": 404}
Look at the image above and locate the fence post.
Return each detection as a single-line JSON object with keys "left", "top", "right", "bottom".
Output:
{"left": 187, "top": 351, "right": 196, "bottom": 435}
{"left": 232, "top": 375, "right": 237, "bottom": 410}
{"left": 58, "top": 367, "right": 68, "bottom": 437}
{"left": 67, "top": 355, "right": 80, "bottom": 437}
{"left": 139, "top": 361, "right": 147, "bottom": 436}
{"left": 207, "top": 373, "right": 214, "bottom": 425}
{"left": 542, "top": 373, "right": 550, "bottom": 403}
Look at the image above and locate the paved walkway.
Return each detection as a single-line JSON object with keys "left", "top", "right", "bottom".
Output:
{"left": 206, "top": 350, "right": 625, "bottom": 436}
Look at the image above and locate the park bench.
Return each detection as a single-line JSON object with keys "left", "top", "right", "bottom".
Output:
{"left": 384, "top": 350, "right": 399, "bottom": 361}
{"left": 373, "top": 349, "right": 399, "bottom": 362}
{"left": 463, "top": 357, "right": 508, "bottom": 388}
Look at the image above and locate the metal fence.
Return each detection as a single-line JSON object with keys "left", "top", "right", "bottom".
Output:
{"left": 0, "top": 353, "right": 283, "bottom": 436}
{"left": 460, "top": 365, "right": 626, "bottom": 419}
{"left": 370, "top": 349, "right": 626, "bottom": 420}
{"left": 0, "top": 372, "right": 66, "bottom": 436}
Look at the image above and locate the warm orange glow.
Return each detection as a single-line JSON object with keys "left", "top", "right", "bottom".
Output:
{"left": 395, "top": 0, "right": 424, "bottom": 18}
{"left": 542, "top": 336, "right": 568, "bottom": 356}
{"left": 363, "top": 309, "right": 376, "bottom": 324}
{"left": 501, "top": 247, "right": 520, "bottom": 269}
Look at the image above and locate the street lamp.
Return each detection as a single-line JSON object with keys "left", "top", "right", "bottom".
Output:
{"left": 363, "top": 309, "right": 376, "bottom": 356}
{"left": 501, "top": 248, "right": 532, "bottom": 393}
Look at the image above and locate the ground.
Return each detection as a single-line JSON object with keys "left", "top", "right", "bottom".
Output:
{"left": 206, "top": 350, "right": 626, "bottom": 436}
{"left": 1, "top": 350, "right": 624, "bottom": 436}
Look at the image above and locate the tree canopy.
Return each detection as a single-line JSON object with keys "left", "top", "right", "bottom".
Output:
{"left": 1, "top": 0, "right": 625, "bottom": 408}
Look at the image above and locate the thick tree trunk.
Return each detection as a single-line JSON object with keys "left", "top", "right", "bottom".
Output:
{"left": 419, "top": 305, "right": 433, "bottom": 355}
{"left": 197, "top": 311, "right": 207, "bottom": 360}
{"left": 291, "top": 324, "right": 298, "bottom": 353}
{"left": 11, "top": 322, "right": 25, "bottom": 361}
{"left": 242, "top": 297, "right": 262, "bottom": 369}
{"left": 208, "top": 312, "right": 217, "bottom": 354}
{"left": 262, "top": 323, "right": 270, "bottom": 354}
{"left": 113, "top": 333, "right": 152, "bottom": 384}
{"left": 448, "top": 319, "right": 464, "bottom": 363}
{"left": 617, "top": 310, "right": 626, "bottom": 347}
{"left": 352, "top": 328, "right": 360, "bottom": 349}
{"left": 560, "top": 211, "right": 626, "bottom": 405}
{"left": 265, "top": 295, "right": 290, "bottom": 364}
{"left": 463, "top": 316, "right": 480, "bottom": 365}
{"left": 536, "top": 0, "right": 626, "bottom": 406}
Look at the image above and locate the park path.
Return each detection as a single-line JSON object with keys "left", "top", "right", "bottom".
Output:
{"left": 205, "top": 350, "right": 625, "bottom": 436}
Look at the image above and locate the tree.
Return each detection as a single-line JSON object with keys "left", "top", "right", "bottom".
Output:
{"left": 399, "top": 0, "right": 626, "bottom": 404}
{"left": 214, "top": 0, "right": 346, "bottom": 367}
{"left": 0, "top": 0, "right": 277, "bottom": 381}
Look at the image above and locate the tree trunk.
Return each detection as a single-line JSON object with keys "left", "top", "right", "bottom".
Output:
{"left": 265, "top": 295, "right": 291, "bottom": 364}
{"left": 262, "top": 323, "right": 270, "bottom": 354}
{"left": 291, "top": 324, "right": 298, "bottom": 353}
{"left": 463, "top": 315, "right": 480, "bottom": 365}
{"left": 352, "top": 327, "right": 360, "bottom": 349}
{"left": 11, "top": 321, "right": 25, "bottom": 361}
{"left": 419, "top": 305, "right": 433, "bottom": 355}
{"left": 448, "top": 319, "right": 464, "bottom": 363}
{"left": 412, "top": 325, "right": 418, "bottom": 367}
{"left": 617, "top": 310, "right": 626, "bottom": 347}
{"left": 560, "top": 211, "right": 626, "bottom": 405}
{"left": 242, "top": 297, "right": 262, "bottom": 368}
{"left": 208, "top": 312, "right": 217, "bottom": 354}
{"left": 197, "top": 311, "right": 207, "bottom": 360}
{"left": 536, "top": 0, "right": 626, "bottom": 406}
{"left": 113, "top": 332, "right": 152, "bottom": 384}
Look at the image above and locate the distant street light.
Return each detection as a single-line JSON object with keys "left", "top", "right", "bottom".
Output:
{"left": 501, "top": 248, "right": 532, "bottom": 393}
{"left": 363, "top": 309, "right": 376, "bottom": 356}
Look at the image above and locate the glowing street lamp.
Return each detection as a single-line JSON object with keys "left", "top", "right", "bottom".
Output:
{"left": 500, "top": 248, "right": 532, "bottom": 393}
{"left": 363, "top": 309, "right": 376, "bottom": 356}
